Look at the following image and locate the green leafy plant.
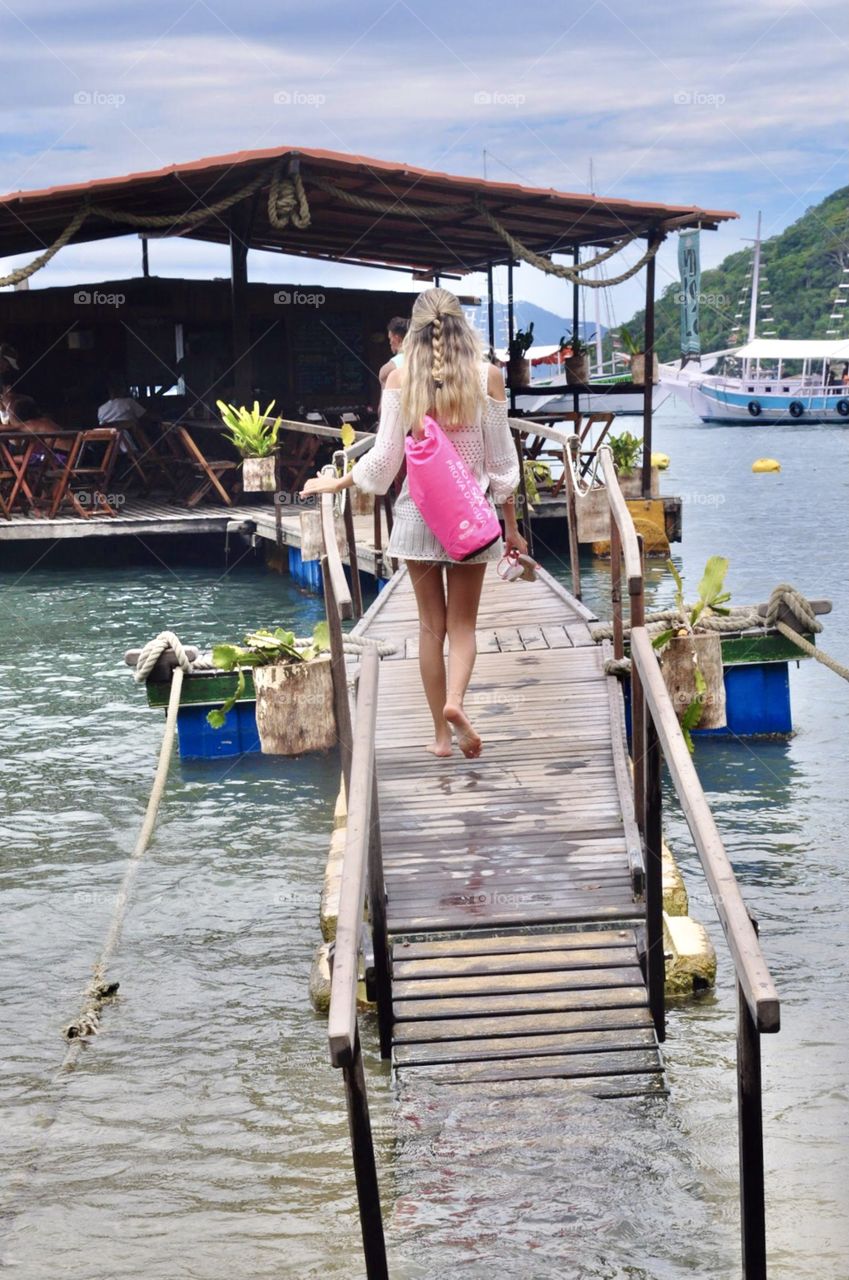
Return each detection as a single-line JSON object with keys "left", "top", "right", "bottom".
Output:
{"left": 508, "top": 323, "right": 535, "bottom": 360}
{"left": 206, "top": 622, "right": 330, "bottom": 728}
{"left": 652, "top": 557, "right": 732, "bottom": 752}
{"left": 559, "top": 332, "right": 595, "bottom": 357}
{"left": 522, "top": 459, "right": 552, "bottom": 509}
{"left": 607, "top": 430, "right": 643, "bottom": 475}
{"left": 617, "top": 324, "right": 643, "bottom": 356}
{"left": 217, "top": 399, "right": 283, "bottom": 458}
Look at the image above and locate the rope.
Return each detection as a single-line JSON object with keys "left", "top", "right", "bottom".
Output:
{"left": 0, "top": 204, "right": 91, "bottom": 287}
{"left": 268, "top": 165, "right": 312, "bottom": 229}
{"left": 473, "top": 198, "right": 664, "bottom": 287}
{"left": 133, "top": 630, "right": 208, "bottom": 682}
{"left": 773, "top": 623, "right": 849, "bottom": 681}
{"left": 61, "top": 664, "right": 183, "bottom": 1059}
{"left": 309, "top": 174, "right": 463, "bottom": 220}
{"left": 343, "top": 634, "right": 398, "bottom": 657}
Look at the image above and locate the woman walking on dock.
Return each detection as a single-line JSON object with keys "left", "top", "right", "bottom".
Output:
{"left": 302, "top": 287, "right": 523, "bottom": 759}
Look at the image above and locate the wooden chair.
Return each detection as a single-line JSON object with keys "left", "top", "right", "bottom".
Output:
{"left": 115, "top": 419, "right": 180, "bottom": 495}
{"left": 40, "top": 429, "right": 121, "bottom": 518}
{"left": 173, "top": 425, "right": 240, "bottom": 507}
{"left": 275, "top": 428, "right": 322, "bottom": 494}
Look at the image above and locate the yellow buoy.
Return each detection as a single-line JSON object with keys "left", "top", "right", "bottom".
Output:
{"left": 752, "top": 458, "right": 781, "bottom": 473}
{"left": 651, "top": 451, "right": 670, "bottom": 470}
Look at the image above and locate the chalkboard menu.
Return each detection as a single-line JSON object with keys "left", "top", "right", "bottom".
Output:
{"left": 290, "top": 311, "right": 369, "bottom": 398}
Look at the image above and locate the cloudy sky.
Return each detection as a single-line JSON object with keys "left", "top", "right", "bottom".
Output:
{"left": 0, "top": 0, "right": 845, "bottom": 324}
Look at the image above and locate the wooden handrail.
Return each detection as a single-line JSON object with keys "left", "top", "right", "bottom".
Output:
{"left": 320, "top": 491, "right": 353, "bottom": 621}
{"left": 328, "top": 644, "right": 381, "bottom": 1067}
{"left": 598, "top": 446, "right": 642, "bottom": 596}
{"left": 630, "top": 627, "right": 780, "bottom": 1033}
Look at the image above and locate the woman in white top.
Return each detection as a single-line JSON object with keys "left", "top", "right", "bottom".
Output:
{"left": 301, "top": 287, "right": 525, "bottom": 760}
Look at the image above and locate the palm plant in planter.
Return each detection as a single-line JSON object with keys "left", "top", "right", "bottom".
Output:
{"left": 559, "top": 332, "right": 594, "bottom": 385}
{"left": 651, "top": 557, "right": 732, "bottom": 747}
{"left": 217, "top": 400, "right": 283, "bottom": 492}
{"left": 207, "top": 623, "right": 334, "bottom": 755}
{"left": 507, "top": 323, "right": 534, "bottom": 387}
{"left": 617, "top": 326, "right": 658, "bottom": 386}
{"left": 607, "top": 430, "right": 643, "bottom": 478}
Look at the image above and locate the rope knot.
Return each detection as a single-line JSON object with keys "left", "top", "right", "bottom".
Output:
{"left": 764, "top": 585, "right": 822, "bottom": 634}
{"left": 268, "top": 168, "right": 311, "bottom": 230}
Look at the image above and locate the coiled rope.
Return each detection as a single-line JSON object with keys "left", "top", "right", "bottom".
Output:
{"left": 596, "top": 586, "right": 848, "bottom": 683}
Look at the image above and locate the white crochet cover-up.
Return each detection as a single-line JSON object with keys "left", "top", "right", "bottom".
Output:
{"left": 350, "top": 363, "right": 520, "bottom": 564}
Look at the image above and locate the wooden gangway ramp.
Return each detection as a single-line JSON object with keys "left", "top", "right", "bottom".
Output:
{"left": 351, "top": 566, "right": 663, "bottom": 1097}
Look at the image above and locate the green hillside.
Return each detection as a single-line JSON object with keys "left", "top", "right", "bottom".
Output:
{"left": 621, "top": 186, "right": 849, "bottom": 360}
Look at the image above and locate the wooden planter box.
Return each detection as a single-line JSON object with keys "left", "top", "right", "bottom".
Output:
{"left": 628, "top": 353, "right": 659, "bottom": 385}
{"left": 350, "top": 488, "right": 375, "bottom": 517}
{"left": 253, "top": 656, "right": 336, "bottom": 754}
{"left": 659, "top": 632, "right": 727, "bottom": 729}
{"left": 507, "top": 357, "right": 530, "bottom": 387}
{"left": 242, "top": 456, "right": 277, "bottom": 492}
{"left": 564, "top": 353, "right": 589, "bottom": 385}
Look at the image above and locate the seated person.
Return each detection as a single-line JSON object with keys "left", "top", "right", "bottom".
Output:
{"left": 97, "top": 383, "right": 150, "bottom": 426}
{"left": 378, "top": 316, "right": 409, "bottom": 389}
{"left": 0, "top": 378, "right": 25, "bottom": 426}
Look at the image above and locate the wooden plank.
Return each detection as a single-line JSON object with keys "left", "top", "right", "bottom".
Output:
{"left": 394, "top": 1025, "right": 658, "bottom": 1067}
{"left": 392, "top": 945, "right": 636, "bottom": 980}
{"left": 393, "top": 982, "right": 649, "bottom": 1022}
{"left": 389, "top": 902, "right": 640, "bottom": 935}
{"left": 392, "top": 1004, "right": 653, "bottom": 1044}
{"left": 494, "top": 629, "right": 524, "bottom": 652}
{"left": 392, "top": 963, "right": 644, "bottom": 1001}
{"left": 392, "top": 928, "right": 636, "bottom": 960}
{"left": 399, "top": 1048, "right": 662, "bottom": 1084}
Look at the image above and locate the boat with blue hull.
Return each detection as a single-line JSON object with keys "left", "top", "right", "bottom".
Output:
{"left": 661, "top": 338, "right": 849, "bottom": 424}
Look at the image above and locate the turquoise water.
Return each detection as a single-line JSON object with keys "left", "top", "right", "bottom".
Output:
{"left": 1, "top": 405, "right": 847, "bottom": 1278}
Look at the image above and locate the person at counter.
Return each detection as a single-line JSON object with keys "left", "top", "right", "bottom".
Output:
{"left": 378, "top": 316, "right": 409, "bottom": 389}
{"left": 97, "top": 383, "right": 151, "bottom": 426}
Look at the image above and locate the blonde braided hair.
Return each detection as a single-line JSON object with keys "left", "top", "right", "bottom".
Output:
{"left": 399, "top": 287, "right": 485, "bottom": 430}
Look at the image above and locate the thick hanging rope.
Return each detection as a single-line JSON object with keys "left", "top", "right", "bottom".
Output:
{"left": 473, "top": 196, "right": 663, "bottom": 287}
{"left": 268, "top": 165, "right": 312, "bottom": 229}
{"left": 0, "top": 205, "right": 91, "bottom": 288}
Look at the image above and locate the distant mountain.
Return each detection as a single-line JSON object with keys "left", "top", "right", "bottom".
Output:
{"left": 620, "top": 185, "right": 849, "bottom": 360}
{"left": 463, "top": 299, "right": 603, "bottom": 348}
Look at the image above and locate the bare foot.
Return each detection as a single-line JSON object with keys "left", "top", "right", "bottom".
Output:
{"left": 426, "top": 738, "right": 454, "bottom": 758}
{"left": 443, "top": 702, "right": 482, "bottom": 758}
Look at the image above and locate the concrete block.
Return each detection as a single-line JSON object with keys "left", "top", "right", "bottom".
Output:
{"left": 663, "top": 911, "right": 717, "bottom": 996}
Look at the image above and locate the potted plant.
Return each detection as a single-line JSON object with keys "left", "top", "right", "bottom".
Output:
{"left": 522, "top": 459, "right": 553, "bottom": 510}
{"left": 217, "top": 399, "right": 283, "bottom": 492}
{"left": 651, "top": 557, "right": 732, "bottom": 745}
{"left": 507, "top": 323, "right": 534, "bottom": 387}
{"left": 339, "top": 421, "right": 374, "bottom": 516}
{"left": 559, "top": 332, "right": 594, "bottom": 385}
{"left": 618, "top": 326, "right": 658, "bottom": 386}
{"left": 607, "top": 430, "right": 643, "bottom": 478}
{"left": 206, "top": 623, "right": 334, "bottom": 755}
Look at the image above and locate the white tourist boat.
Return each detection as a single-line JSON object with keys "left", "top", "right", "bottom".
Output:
{"left": 659, "top": 338, "right": 849, "bottom": 424}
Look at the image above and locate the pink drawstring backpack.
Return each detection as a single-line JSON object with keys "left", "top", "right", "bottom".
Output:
{"left": 405, "top": 414, "right": 502, "bottom": 561}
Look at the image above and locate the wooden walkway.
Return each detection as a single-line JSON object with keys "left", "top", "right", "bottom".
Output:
{"left": 351, "top": 567, "right": 664, "bottom": 1096}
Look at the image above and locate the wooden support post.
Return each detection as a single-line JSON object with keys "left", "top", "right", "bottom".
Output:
{"left": 513, "top": 429, "right": 533, "bottom": 554}
{"left": 643, "top": 705, "right": 665, "bottom": 1042}
{"left": 322, "top": 552, "right": 353, "bottom": 792}
{"left": 641, "top": 231, "right": 658, "bottom": 498}
{"left": 229, "top": 201, "right": 255, "bottom": 405}
{"left": 572, "top": 249, "right": 581, "bottom": 418}
{"left": 342, "top": 1027, "right": 389, "bottom": 1280}
{"left": 367, "top": 767, "right": 393, "bottom": 1059}
{"left": 630, "top": 535, "right": 646, "bottom": 832}
{"left": 610, "top": 521, "right": 623, "bottom": 660}
{"left": 738, "top": 915, "right": 767, "bottom": 1280}
{"left": 342, "top": 496, "right": 364, "bottom": 620}
{"left": 565, "top": 438, "right": 581, "bottom": 600}
{"left": 486, "top": 262, "right": 495, "bottom": 356}
{"left": 507, "top": 258, "right": 516, "bottom": 415}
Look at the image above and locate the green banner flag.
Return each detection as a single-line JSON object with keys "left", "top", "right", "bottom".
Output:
{"left": 678, "top": 229, "right": 701, "bottom": 360}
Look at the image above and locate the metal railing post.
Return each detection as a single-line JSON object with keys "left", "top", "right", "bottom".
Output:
{"left": 565, "top": 436, "right": 582, "bottom": 600}
{"left": 342, "top": 1026, "right": 390, "bottom": 1280}
{"left": 368, "top": 766, "right": 393, "bottom": 1059}
{"left": 643, "top": 704, "right": 665, "bottom": 1041}
{"left": 738, "top": 915, "right": 767, "bottom": 1280}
